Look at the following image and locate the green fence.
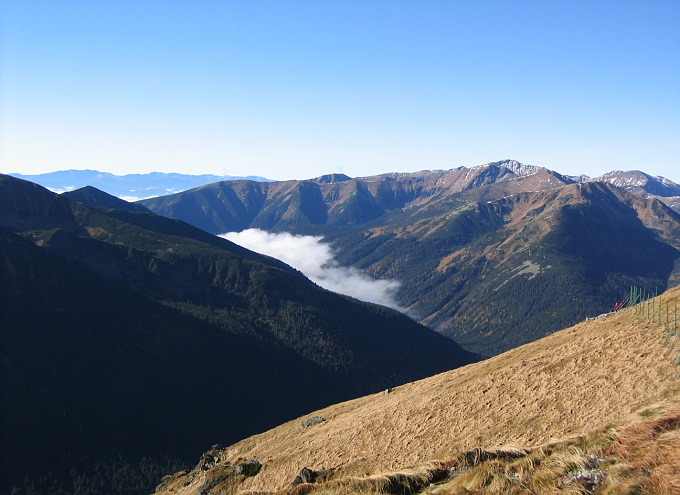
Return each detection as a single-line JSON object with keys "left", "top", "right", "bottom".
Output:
{"left": 625, "top": 286, "right": 679, "bottom": 379}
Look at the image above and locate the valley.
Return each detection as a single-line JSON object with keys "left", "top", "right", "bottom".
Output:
{"left": 139, "top": 160, "right": 680, "bottom": 356}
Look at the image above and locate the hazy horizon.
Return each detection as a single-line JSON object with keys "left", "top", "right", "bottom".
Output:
{"left": 7, "top": 160, "right": 680, "bottom": 185}
{"left": 2, "top": 1, "right": 679, "bottom": 183}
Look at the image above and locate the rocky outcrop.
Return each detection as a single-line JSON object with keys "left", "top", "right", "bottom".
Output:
{"left": 290, "top": 467, "right": 317, "bottom": 487}
{"left": 300, "top": 417, "right": 325, "bottom": 430}
{"left": 235, "top": 460, "right": 262, "bottom": 477}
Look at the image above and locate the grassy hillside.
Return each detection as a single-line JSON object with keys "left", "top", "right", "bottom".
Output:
{"left": 154, "top": 285, "right": 680, "bottom": 495}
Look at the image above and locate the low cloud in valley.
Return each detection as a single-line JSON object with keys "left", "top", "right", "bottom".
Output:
{"left": 220, "top": 229, "right": 406, "bottom": 312}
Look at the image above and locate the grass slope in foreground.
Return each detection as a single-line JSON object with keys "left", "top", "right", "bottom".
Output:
{"left": 155, "top": 286, "right": 680, "bottom": 495}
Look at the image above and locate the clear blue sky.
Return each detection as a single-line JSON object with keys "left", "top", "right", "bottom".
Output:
{"left": 1, "top": 0, "right": 679, "bottom": 182}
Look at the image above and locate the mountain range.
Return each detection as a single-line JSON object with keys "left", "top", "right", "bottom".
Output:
{"left": 137, "top": 160, "right": 680, "bottom": 356}
{"left": 0, "top": 174, "right": 477, "bottom": 494}
{"left": 4, "top": 160, "right": 680, "bottom": 493}
{"left": 7, "top": 170, "right": 272, "bottom": 201}
{"left": 579, "top": 169, "right": 680, "bottom": 211}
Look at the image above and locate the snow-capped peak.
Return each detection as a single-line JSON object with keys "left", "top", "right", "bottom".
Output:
{"left": 487, "top": 160, "right": 543, "bottom": 177}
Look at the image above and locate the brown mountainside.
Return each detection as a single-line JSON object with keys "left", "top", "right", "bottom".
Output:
{"left": 155, "top": 285, "right": 680, "bottom": 495}
{"left": 589, "top": 169, "right": 680, "bottom": 213}
{"left": 140, "top": 162, "right": 680, "bottom": 356}
{"left": 138, "top": 161, "right": 573, "bottom": 234}
{"left": 331, "top": 181, "right": 680, "bottom": 355}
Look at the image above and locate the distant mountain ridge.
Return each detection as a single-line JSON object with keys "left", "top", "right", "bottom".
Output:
{"left": 8, "top": 169, "right": 272, "bottom": 200}
{"left": 585, "top": 169, "right": 680, "bottom": 195}
{"left": 138, "top": 160, "right": 575, "bottom": 234}
{"left": 585, "top": 170, "right": 680, "bottom": 212}
{"left": 137, "top": 160, "right": 680, "bottom": 356}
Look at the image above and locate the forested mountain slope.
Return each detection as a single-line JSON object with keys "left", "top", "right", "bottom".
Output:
{"left": 330, "top": 181, "right": 680, "bottom": 354}
{"left": 0, "top": 174, "right": 477, "bottom": 494}
{"left": 139, "top": 161, "right": 680, "bottom": 356}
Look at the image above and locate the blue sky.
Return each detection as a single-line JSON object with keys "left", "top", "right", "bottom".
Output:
{"left": 1, "top": 0, "right": 679, "bottom": 182}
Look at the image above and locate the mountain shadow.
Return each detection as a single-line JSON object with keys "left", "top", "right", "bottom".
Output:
{"left": 0, "top": 174, "right": 478, "bottom": 494}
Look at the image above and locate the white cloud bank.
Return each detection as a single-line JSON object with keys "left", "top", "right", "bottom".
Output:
{"left": 119, "top": 195, "right": 158, "bottom": 202}
{"left": 220, "top": 229, "right": 407, "bottom": 312}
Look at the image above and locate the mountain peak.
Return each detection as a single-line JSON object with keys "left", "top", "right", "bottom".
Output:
{"left": 0, "top": 174, "right": 78, "bottom": 232}
{"left": 62, "top": 186, "right": 151, "bottom": 213}
{"left": 8, "top": 170, "right": 274, "bottom": 200}
{"left": 485, "top": 159, "right": 543, "bottom": 176}
{"left": 591, "top": 170, "right": 680, "bottom": 198}
{"left": 312, "top": 173, "right": 353, "bottom": 184}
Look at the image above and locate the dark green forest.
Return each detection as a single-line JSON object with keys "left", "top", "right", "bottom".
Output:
{"left": 0, "top": 175, "right": 478, "bottom": 495}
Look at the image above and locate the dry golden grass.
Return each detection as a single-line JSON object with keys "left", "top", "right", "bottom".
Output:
{"left": 155, "top": 286, "right": 680, "bottom": 495}
{"left": 607, "top": 402, "right": 680, "bottom": 494}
